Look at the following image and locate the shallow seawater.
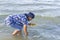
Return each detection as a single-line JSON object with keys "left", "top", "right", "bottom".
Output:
{"left": 0, "top": 0, "right": 60, "bottom": 40}
{"left": 0, "top": 15, "right": 60, "bottom": 40}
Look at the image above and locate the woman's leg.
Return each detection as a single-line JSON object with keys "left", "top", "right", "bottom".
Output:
{"left": 17, "top": 31, "right": 22, "bottom": 36}
{"left": 12, "top": 30, "right": 20, "bottom": 36}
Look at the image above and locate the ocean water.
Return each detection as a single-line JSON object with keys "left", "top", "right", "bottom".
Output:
{"left": 0, "top": 15, "right": 60, "bottom": 40}
{"left": 0, "top": 0, "right": 60, "bottom": 40}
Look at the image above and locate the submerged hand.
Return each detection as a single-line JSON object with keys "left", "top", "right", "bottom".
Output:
{"left": 25, "top": 32, "right": 28, "bottom": 36}
{"left": 29, "top": 23, "right": 36, "bottom": 26}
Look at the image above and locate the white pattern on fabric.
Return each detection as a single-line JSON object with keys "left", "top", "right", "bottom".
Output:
{"left": 5, "top": 14, "right": 28, "bottom": 30}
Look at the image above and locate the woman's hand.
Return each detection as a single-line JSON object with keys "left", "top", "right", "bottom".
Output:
{"left": 29, "top": 23, "right": 36, "bottom": 26}
{"left": 25, "top": 32, "right": 28, "bottom": 36}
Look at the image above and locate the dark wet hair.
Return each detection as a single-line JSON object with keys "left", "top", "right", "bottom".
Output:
{"left": 24, "top": 12, "right": 35, "bottom": 19}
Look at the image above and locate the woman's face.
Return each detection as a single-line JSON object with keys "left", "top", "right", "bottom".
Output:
{"left": 28, "top": 17, "right": 32, "bottom": 21}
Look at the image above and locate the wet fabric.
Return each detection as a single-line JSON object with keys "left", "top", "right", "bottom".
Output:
{"left": 5, "top": 14, "right": 28, "bottom": 30}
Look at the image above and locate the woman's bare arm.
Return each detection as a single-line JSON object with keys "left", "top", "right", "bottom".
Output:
{"left": 23, "top": 24, "right": 28, "bottom": 36}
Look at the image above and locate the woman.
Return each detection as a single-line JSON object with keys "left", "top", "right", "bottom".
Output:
{"left": 5, "top": 12, "right": 35, "bottom": 36}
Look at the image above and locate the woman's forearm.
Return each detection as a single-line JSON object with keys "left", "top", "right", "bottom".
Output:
{"left": 23, "top": 25, "right": 28, "bottom": 36}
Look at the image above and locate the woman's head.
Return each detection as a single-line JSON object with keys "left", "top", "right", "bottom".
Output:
{"left": 25, "top": 12, "right": 35, "bottom": 21}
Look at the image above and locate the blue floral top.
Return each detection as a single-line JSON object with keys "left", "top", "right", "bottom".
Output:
{"left": 5, "top": 14, "right": 29, "bottom": 30}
